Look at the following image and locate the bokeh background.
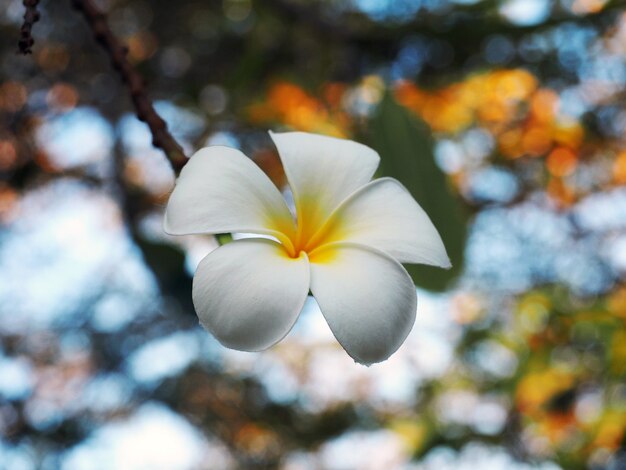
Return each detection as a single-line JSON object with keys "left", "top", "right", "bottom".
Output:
{"left": 1, "top": 0, "right": 626, "bottom": 468}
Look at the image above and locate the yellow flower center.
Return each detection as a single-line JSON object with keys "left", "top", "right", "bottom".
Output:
{"left": 268, "top": 197, "right": 343, "bottom": 261}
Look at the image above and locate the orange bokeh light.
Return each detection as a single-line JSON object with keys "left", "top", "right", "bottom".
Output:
{"left": 0, "top": 139, "right": 17, "bottom": 171}
{"left": 613, "top": 151, "right": 626, "bottom": 184}
{"left": 0, "top": 81, "right": 28, "bottom": 113}
{"left": 46, "top": 83, "right": 79, "bottom": 111}
{"left": 546, "top": 147, "right": 578, "bottom": 177}
{"left": 395, "top": 69, "right": 585, "bottom": 162}
{"left": 248, "top": 81, "right": 348, "bottom": 137}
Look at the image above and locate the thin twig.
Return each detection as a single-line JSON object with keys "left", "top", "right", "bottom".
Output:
{"left": 70, "top": 0, "right": 187, "bottom": 172}
{"left": 18, "top": 0, "right": 41, "bottom": 54}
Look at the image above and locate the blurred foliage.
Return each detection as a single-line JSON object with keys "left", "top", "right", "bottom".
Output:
{"left": 1, "top": 0, "right": 626, "bottom": 469}
{"left": 369, "top": 93, "right": 467, "bottom": 291}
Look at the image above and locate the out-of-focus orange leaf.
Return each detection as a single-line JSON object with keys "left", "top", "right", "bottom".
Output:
{"left": 36, "top": 44, "right": 70, "bottom": 73}
{"left": 0, "top": 81, "right": 27, "bottom": 113}
{"left": 613, "top": 151, "right": 626, "bottom": 184}
{"left": 607, "top": 287, "right": 626, "bottom": 318}
{"left": 46, "top": 83, "right": 79, "bottom": 111}
{"left": 516, "top": 370, "right": 574, "bottom": 416}
{"left": 395, "top": 69, "right": 538, "bottom": 135}
{"left": 547, "top": 178, "right": 576, "bottom": 207}
{"left": 0, "top": 185, "right": 18, "bottom": 223}
{"left": 592, "top": 411, "right": 626, "bottom": 450}
{"left": 0, "top": 139, "right": 17, "bottom": 171}
{"left": 248, "top": 81, "right": 349, "bottom": 137}
{"left": 127, "top": 31, "right": 159, "bottom": 63}
{"left": 538, "top": 411, "right": 579, "bottom": 446}
{"left": 395, "top": 70, "right": 587, "bottom": 165}
{"left": 571, "top": 0, "right": 609, "bottom": 14}
{"left": 547, "top": 147, "right": 578, "bottom": 177}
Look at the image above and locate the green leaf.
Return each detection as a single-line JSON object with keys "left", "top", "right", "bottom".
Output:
{"left": 368, "top": 93, "right": 468, "bottom": 291}
{"left": 135, "top": 237, "right": 194, "bottom": 312}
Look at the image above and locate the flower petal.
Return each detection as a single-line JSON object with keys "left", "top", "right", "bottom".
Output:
{"left": 270, "top": 131, "right": 380, "bottom": 244}
{"left": 310, "top": 178, "right": 451, "bottom": 268}
{"left": 164, "top": 146, "right": 296, "bottom": 245}
{"left": 309, "top": 242, "right": 417, "bottom": 365}
{"left": 193, "top": 238, "right": 310, "bottom": 351}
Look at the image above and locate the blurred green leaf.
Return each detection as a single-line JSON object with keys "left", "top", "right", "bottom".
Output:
{"left": 368, "top": 93, "right": 468, "bottom": 291}
{"left": 136, "top": 237, "right": 194, "bottom": 312}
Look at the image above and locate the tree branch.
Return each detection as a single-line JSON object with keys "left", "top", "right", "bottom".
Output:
{"left": 70, "top": 0, "right": 188, "bottom": 172}
{"left": 18, "top": 0, "right": 41, "bottom": 54}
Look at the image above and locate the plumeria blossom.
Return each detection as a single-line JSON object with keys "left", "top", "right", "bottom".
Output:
{"left": 164, "top": 132, "right": 450, "bottom": 365}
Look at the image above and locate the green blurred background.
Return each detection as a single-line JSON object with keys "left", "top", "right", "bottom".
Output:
{"left": 1, "top": 0, "right": 626, "bottom": 468}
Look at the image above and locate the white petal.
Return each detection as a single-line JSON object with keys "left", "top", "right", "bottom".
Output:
{"left": 269, "top": 131, "right": 380, "bottom": 242}
{"left": 164, "top": 146, "right": 296, "bottom": 244}
{"left": 193, "top": 238, "right": 309, "bottom": 351}
{"left": 309, "top": 243, "right": 417, "bottom": 365}
{"left": 310, "top": 178, "right": 451, "bottom": 268}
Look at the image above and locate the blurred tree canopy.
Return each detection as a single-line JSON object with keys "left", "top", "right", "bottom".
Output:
{"left": 1, "top": 0, "right": 626, "bottom": 469}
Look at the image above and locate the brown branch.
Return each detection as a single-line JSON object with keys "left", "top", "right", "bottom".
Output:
{"left": 70, "top": 0, "right": 188, "bottom": 172}
{"left": 18, "top": 0, "right": 41, "bottom": 54}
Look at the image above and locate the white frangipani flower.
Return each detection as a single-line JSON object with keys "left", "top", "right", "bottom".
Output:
{"left": 164, "top": 131, "right": 450, "bottom": 365}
